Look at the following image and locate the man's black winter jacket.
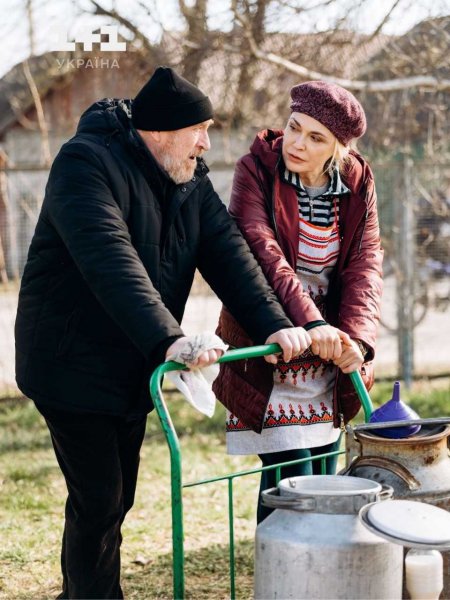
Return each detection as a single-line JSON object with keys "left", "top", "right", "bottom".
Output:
{"left": 15, "top": 99, "right": 292, "bottom": 415}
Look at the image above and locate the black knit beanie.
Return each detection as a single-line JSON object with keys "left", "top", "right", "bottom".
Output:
{"left": 131, "top": 66, "right": 213, "bottom": 131}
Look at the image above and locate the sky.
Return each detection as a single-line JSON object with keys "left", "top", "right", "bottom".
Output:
{"left": 0, "top": 0, "right": 449, "bottom": 78}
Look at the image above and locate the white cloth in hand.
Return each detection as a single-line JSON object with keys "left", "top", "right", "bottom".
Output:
{"left": 166, "top": 333, "right": 228, "bottom": 418}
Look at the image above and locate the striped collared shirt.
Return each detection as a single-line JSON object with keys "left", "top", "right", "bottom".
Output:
{"left": 282, "top": 166, "right": 350, "bottom": 227}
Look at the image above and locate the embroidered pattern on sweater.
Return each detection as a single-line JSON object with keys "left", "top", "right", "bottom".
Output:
{"left": 264, "top": 401, "right": 333, "bottom": 428}
{"left": 226, "top": 401, "right": 333, "bottom": 432}
{"left": 307, "top": 284, "right": 327, "bottom": 315}
{"left": 275, "top": 351, "right": 332, "bottom": 384}
{"left": 226, "top": 413, "right": 251, "bottom": 432}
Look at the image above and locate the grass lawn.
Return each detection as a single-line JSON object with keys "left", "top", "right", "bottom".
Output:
{"left": 0, "top": 377, "right": 448, "bottom": 599}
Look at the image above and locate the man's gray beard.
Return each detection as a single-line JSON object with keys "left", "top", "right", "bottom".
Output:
{"left": 160, "top": 153, "right": 196, "bottom": 184}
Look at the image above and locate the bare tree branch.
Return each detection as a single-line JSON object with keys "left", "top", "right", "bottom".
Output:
{"left": 7, "top": 96, "right": 38, "bottom": 131}
{"left": 89, "top": 0, "right": 157, "bottom": 56}
{"left": 135, "top": 0, "right": 164, "bottom": 32}
{"left": 178, "top": 0, "right": 193, "bottom": 19}
{"left": 235, "top": 11, "right": 450, "bottom": 91}
{"left": 367, "top": 0, "right": 403, "bottom": 41}
{"left": 322, "top": 0, "right": 364, "bottom": 38}
{"left": 22, "top": 59, "right": 51, "bottom": 166}
{"left": 278, "top": 0, "right": 336, "bottom": 11}
{"left": 19, "top": 196, "right": 38, "bottom": 222}
{"left": 0, "top": 150, "right": 9, "bottom": 285}
{"left": 177, "top": 0, "right": 208, "bottom": 83}
{"left": 229, "top": 0, "right": 269, "bottom": 125}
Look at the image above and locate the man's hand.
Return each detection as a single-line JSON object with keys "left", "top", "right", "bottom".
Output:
{"left": 264, "top": 327, "right": 312, "bottom": 364}
{"left": 165, "top": 336, "right": 224, "bottom": 368}
{"left": 308, "top": 325, "right": 352, "bottom": 361}
{"left": 333, "top": 339, "right": 364, "bottom": 373}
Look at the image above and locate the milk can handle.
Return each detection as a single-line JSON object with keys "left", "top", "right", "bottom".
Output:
{"left": 340, "top": 455, "right": 421, "bottom": 491}
{"left": 379, "top": 484, "right": 394, "bottom": 501}
{"left": 261, "top": 485, "right": 393, "bottom": 512}
{"left": 261, "top": 487, "right": 317, "bottom": 510}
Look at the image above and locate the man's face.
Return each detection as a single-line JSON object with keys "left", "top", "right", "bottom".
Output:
{"left": 156, "top": 120, "right": 213, "bottom": 184}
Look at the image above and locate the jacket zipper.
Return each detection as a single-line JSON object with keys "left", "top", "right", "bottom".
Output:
{"left": 271, "top": 186, "right": 281, "bottom": 244}
{"left": 358, "top": 207, "right": 369, "bottom": 255}
{"left": 271, "top": 157, "right": 282, "bottom": 244}
{"left": 253, "top": 154, "right": 281, "bottom": 244}
{"left": 357, "top": 179, "right": 372, "bottom": 254}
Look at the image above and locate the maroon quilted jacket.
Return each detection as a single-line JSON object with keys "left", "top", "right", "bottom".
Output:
{"left": 213, "top": 129, "right": 383, "bottom": 433}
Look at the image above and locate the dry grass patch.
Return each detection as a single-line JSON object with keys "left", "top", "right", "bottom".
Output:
{"left": 1, "top": 378, "right": 447, "bottom": 598}
{"left": 0, "top": 394, "right": 258, "bottom": 599}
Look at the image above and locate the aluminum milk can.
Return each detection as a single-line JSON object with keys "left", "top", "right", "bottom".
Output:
{"left": 254, "top": 475, "right": 403, "bottom": 600}
{"left": 344, "top": 422, "right": 450, "bottom": 599}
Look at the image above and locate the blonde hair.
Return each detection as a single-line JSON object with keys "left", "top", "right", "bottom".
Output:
{"left": 324, "top": 138, "right": 353, "bottom": 176}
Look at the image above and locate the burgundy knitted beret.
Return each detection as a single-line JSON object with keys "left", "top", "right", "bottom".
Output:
{"left": 290, "top": 80, "right": 366, "bottom": 145}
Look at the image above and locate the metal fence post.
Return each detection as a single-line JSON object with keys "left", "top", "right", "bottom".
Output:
{"left": 396, "top": 155, "right": 416, "bottom": 388}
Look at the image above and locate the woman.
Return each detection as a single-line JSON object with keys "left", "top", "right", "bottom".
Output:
{"left": 213, "top": 81, "right": 383, "bottom": 522}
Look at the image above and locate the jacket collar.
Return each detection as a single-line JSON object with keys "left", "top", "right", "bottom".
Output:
{"left": 250, "top": 129, "right": 284, "bottom": 175}
{"left": 341, "top": 150, "right": 374, "bottom": 201}
{"left": 281, "top": 165, "right": 350, "bottom": 197}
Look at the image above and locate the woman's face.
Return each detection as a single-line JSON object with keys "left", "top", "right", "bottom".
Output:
{"left": 282, "top": 112, "right": 336, "bottom": 185}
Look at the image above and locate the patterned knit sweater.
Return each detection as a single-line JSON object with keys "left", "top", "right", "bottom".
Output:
{"left": 226, "top": 167, "right": 350, "bottom": 455}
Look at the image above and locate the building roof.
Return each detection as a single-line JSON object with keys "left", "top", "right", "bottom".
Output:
{"left": 0, "top": 51, "right": 79, "bottom": 137}
{"left": 357, "top": 16, "right": 450, "bottom": 153}
{"left": 2, "top": 18, "right": 446, "bottom": 148}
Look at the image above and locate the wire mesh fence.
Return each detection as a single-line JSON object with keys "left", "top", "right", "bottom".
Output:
{"left": 373, "top": 157, "right": 450, "bottom": 383}
{"left": 1, "top": 166, "right": 48, "bottom": 281}
{"left": 374, "top": 157, "right": 450, "bottom": 321}
{"left": 0, "top": 155, "right": 449, "bottom": 393}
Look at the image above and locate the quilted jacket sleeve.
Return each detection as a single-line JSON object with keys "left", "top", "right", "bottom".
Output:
{"left": 338, "top": 176, "right": 384, "bottom": 361}
{"left": 196, "top": 177, "right": 293, "bottom": 344}
{"left": 229, "top": 155, "right": 323, "bottom": 326}
{"left": 46, "top": 143, "right": 184, "bottom": 360}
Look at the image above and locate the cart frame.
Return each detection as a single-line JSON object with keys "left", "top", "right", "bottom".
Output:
{"left": 149, "top": 343, "right": 373, "bottom": 599}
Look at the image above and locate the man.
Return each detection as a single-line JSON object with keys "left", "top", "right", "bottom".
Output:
{"left": 15, "top": 66, "right": 310, "bottom": 599}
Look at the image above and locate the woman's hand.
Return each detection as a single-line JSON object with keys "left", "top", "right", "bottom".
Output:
{"left": 308, "top": 325, "right": 352, "bottom": 361}
{"left": 333, "top": 339, "right": 364, "bottom": 373}
{"left": 264, "top": 327, "right": 312, "bottom": 364}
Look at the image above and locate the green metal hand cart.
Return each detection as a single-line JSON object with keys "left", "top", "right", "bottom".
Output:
{"left": 150, "top": 343, "right": 374, "bottom": 599}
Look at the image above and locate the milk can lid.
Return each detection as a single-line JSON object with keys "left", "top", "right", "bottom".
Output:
{"left": 279, "top": 475, "right": 381, "bottom": 496}
{"left": 359, "top": 500, "right": 450, "bottom": 548}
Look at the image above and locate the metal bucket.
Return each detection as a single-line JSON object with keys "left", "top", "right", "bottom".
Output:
{"left": 254, "top": 475, "right": 403, "bottom": 599}
{"left": 344, "top": 422, "right": 450, "bottom": 598}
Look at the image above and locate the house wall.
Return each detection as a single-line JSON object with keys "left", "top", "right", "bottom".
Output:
{"left": 1, "top": 119, "right": 253, "bottom": 277}
{"left": 0, "top": 51, "right": 274, "bottom": 276}
{"left": 2, "top": 128, "right": 64, "bottom": 277}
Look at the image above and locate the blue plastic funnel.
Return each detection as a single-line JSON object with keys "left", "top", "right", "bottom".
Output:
{"left": 369, "top": 381, "right": 421, "bottom": 438}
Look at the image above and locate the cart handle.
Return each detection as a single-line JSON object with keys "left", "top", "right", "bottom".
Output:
{"left": 150, "top": 343, "right": 373, "bottom": 427}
